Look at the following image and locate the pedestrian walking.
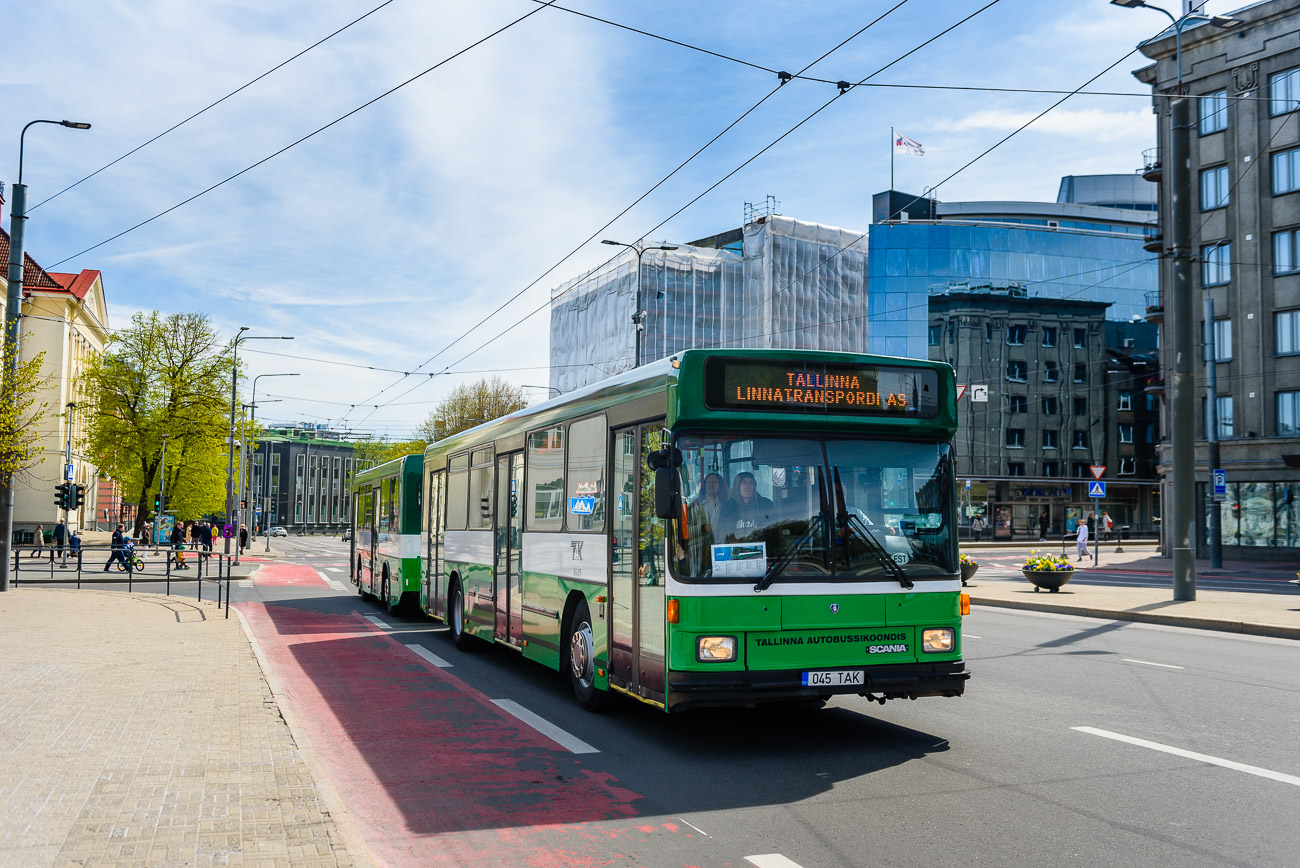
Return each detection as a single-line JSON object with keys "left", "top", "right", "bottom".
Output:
{"left": 190, "top": 521, "right": 201, "bottom": 545}
{"left": 30, "top": 524, "right": 45, "bottom": 559}
{"left": 52, "top": 520, "right": 67, "bottom": 558}
{"left": 1076, "top": 514, "right": 1091, "bottom": 561}
{"left": 103, "top": 524, "right": 129, "bottom": 572}
{"left": 1102, "top": 511, "right": 1114, "bottom": 541}
{"left": 1038, "top": 511, "right": 1049, "bottom": 541}
{"left": 199, "top": 521, "right": 213, "bottom": 552}
{"left": 238, "top": 524, "right": 249, "bottom": 552}
{"left": 970, "top": 515, "right": 984, "bottom": 543}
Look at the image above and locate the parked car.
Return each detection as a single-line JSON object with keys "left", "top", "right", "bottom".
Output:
{"left": 267, "top": 526, "right": 288, "bottom": 537}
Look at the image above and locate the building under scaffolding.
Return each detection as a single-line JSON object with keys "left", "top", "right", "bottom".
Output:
{"left": 549, "top": 215, "right": 872, "bottom": 393}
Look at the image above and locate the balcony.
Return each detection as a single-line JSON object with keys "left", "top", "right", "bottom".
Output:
{"left": 1142, "top": 231, "right": 1163, "bottom": 254}
{"left": 1143, "top": 376, "right": 1165, "bottom": 396}
{"left": 1141, "top": 147, "right": 1161, "bottom": 183}
{"left": 1144, "top": 290, "right": 1163, "bottom": 324}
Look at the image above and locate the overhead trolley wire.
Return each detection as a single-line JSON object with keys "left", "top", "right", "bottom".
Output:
{"left": 45, "top": 1, "right": 561, "bottom": 269}
{"left": 339, "top": 0, "right": 917, "bottom": 421}
{"left": 29, "top": 0, "right": 401, "bottom": 213}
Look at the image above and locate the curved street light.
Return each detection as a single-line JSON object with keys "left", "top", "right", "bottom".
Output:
{"left": 601, "top": 239, "right": 679, "bottom": 368}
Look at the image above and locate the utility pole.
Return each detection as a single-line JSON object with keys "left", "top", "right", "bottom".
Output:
{"left": 600, "top": 239, "right": 678, "bottom": 368}
{"left": 1204, "top": 297, "right": 1222, "bottom": 568}
{"left": 61, "top": 402, "right": 76, "bottom": 567}
{"left": 1168, "top": 91, "right": 1197, "bottom": 601}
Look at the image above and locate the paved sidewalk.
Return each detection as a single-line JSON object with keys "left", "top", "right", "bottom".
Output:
{"left": 0, "top": 588, "right": 360, "bottom": 867}
{"left": 966, "top": 573, "right": 1300, "bottom": 640}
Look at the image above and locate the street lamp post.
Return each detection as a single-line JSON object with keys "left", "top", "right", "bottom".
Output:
{"left": 250, "top": 373, "right": 296, "bottom": 542}
{"left": 1, "top": 118, "right": 91, "bottom": 593}
{"left": 601, "top": 239, "right": 679, "bottom": 368}
{"left": 1111, "top": 0, "right": 1241, "bottom": 601}
{"left": 226, "top": 332, "right": 292, "bottom": 565}
{"left": 61, "top": 402, "right": 76, "bottom": 567}
{"left": 154, "top": 433, "right": 168, "bottom": 554}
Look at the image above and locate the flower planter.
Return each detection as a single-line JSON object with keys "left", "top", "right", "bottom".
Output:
{"left": 959, "top": 563, "right": 978, "bottom": 585}
{"left": 1023, "top": 568, "right": 1072, "bottom": 592}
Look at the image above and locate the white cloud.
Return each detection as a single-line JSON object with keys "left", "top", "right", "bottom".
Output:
{"left": 936, "top": 107, "right": 1152, "bottom": 143}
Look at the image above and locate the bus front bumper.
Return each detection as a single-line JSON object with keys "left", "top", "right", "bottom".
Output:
{"left": 665, "top": 660, "right": 968, "bottom": 711}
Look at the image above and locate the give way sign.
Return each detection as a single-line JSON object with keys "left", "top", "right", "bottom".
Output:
{"left": 1089, "top": 465, "right": 1106, "bottom": 480}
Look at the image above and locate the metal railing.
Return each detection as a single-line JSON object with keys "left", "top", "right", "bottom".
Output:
{"left": 8, "top": 544, "right": 234, "bottom": 618}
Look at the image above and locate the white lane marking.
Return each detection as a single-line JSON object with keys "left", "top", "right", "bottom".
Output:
{"left": 490, "top": 699, "right": 598, "bottom": 754}
{"left": 1122, "top": 658, "right": 1184, "bottom": 670}
{"left": 745, "top": 856, "right": 806, "bottom": 868}
{"left": 325, "top": 566, "right": 344, "bottom": 573}
{"left": 364, "top": 615, "right": 392, "bottom": 631}
{"left": 964, "top": 634, "right": 983, "bottom": 639}
{"left": 676, "top": 817, "right": 710, "bottom": 837}
{"left": 405, "top": 643, "right": 453, "bottom": 668}
{"left": 1073, "top": 727, "right": 1300, "bottom": 787}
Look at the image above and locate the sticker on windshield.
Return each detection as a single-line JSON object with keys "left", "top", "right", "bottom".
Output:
{"left": 711, "top": 543, "right": 767, "bottom": 578}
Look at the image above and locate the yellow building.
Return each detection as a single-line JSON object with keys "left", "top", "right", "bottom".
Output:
{"left": 1, "top": 229, "right": 110, "bottom": 535}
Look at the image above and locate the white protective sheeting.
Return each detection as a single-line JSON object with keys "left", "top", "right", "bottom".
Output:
{"left": 549, "top": 215, "right": 870, "bottom": 394}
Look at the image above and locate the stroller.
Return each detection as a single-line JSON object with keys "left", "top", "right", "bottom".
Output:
{"left": 173, "top": 542, "right": 190, "bottom": 570}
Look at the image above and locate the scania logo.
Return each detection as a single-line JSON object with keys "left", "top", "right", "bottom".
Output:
{"left": 829, "top": 603, "right": 840, "bottom": 614}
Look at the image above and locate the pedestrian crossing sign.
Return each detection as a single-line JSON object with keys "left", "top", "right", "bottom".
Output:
{"left": 1088, "top": 481, "right": 1106, "bottom": 497}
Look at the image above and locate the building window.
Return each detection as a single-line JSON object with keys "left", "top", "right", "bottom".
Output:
{"left": 1073, "top": 363, "right": 1087, "bottom": 383}
{"left": 1274, "top": 229, "right": 1300, "bottom": 275}
{"left": 1201, "top": 242, "right": 1231, "bottom": 286}
{"left": 1272, "top": 147, "right": 1300, "bottom": 194}
{"left": 1006, "top": 428, "right": 1025, "bottom": 448}
{"left": 1205, "top": 396, "right": 1234, "bottom": 439}
{"left": 1073, "top": 430, "right": 1089, "bottom": 449}
{"left": 1119, "top": 456, "right": 1136, "bottom": 476}
{"left": 1006, "top": 360, "right": 1027, "bottom": 382}
{"left": 1043, "top": 360, "right": 1059, "bottom": 382}
{"left": 1073, "top": 327, "right": 1087, "bottom": 349}
{"left": 1007, "top": 324, "right": 1026, "bottom": 346}
{"left": 1074, "top": 397, "right": 1087, "bottom": 416}
{"left": 985, "top": 322, "right": 993, "bottom": 342}
{"left": 1199, "top": 90, "right": 1228, "bottom": 134}
{"left": 928, "top": 324, "right": 942, "bottom": 346}
{"left": 1042, "top": 396, "right": 1059, "bottom": 415}
{"left": 1007, "top": 462, "right": 1025, "bottom": 477}
{"left": 1042, "top": 429, "right": 1058, "bottom": 450}
{"left": 947, "top": 320, "right": 958, "bottom": 344}
{"left": 1200, "top": 165, "right": 1229, "bottom": 210}
{"left": 1213, "top": 319, "right": 1232, "bottom": 361}
{"left": 1119, "top": 424, "right": 1134, "bottom": 443}
{"left": 1071, "top": 462, "right": 1090, "bottom": 478}
{"left": 1009, "top": 395, "right": 1027, "bottom": 414}
{"left": 1118, "top": 391, "right": 1132, "bottom": 410}
{"left": 1145, "top": 423, "right": 1157, "bottom": 443}
{"left": 1279, "top": 391, "right": 1300, "bottom": 435}
{"left": 1269, "top": 66, "right": 1300, "bottom": 116}
{"left": 1042, "top": 461, "right": 1059, "bottom": 477}
{"left": 1277, "top": 310, "right": 1300, "bottom": 355}
{"left": 1042, "top": 326, "right": 1057, "bottom": 347}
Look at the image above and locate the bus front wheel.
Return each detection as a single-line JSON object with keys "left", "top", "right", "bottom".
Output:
{"left": 567, "top": 601, "right": 607, "bottom": 712}
{"left": 449, "top": 582, "right": 475, "bottom": 652}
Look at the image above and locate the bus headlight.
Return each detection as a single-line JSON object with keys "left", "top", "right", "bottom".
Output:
{"left": 697, "top": 636, "right": 737, "bottom": 662}
{"left": 922, "top": 628, "right": 955, "bottom": 653}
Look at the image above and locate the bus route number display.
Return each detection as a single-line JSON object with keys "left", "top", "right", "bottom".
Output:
{"left": 705, "top": 359, "right": 939, "bottom": 418}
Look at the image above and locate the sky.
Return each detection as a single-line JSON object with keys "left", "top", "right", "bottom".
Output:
{"left": 3, "top": 0, "right": 1219, "bottom": 441}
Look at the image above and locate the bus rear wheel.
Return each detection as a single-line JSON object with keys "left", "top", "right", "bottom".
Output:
{"left": 567, "top": 601, "right": 607, "bottom": 712}
{"left": 449, "top": 582, "right": 475, "bottom": 652}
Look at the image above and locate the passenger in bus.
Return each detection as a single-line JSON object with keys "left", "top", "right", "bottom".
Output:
{"left": 694, "top": 472, "right": 728, "bottom": 532}
{"left": 677, "top": 471, "right": 729, "bottom": 574}
{"left": 720, "top": 471, "right": 776, "bottom": 542}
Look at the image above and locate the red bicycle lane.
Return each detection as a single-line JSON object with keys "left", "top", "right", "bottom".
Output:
{"left": 234, "top": 578, "right": 711, "bottom": 867}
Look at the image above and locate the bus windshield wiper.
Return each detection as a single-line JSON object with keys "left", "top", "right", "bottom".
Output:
{"left": 832, "top": 466, "right": 914, "bottom": 590}
{"left": 754, "top": 514, "right": 824, "bottom": 593}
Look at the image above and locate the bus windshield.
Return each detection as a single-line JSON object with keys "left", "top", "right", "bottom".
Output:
{"left": 671, "top": 434, "right": 956, "bottom": 582}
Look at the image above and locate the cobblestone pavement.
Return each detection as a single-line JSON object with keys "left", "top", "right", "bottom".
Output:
{"left": 0, "top": 588, "right": 359, "bottom": 867}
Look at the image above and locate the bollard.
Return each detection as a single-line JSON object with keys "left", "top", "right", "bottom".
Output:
{"left": 76, "top": 550, "right": 82, "bottom": 589}
{"left": 128, "top": 558, "right": 133, "bottom": 593}
{"left": 225, "top": 570, "right": 231, "bottom": 619}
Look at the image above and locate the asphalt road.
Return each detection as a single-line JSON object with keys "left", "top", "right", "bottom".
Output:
{"left": 25, "top": 538, "right": 1300, "bottom": 866}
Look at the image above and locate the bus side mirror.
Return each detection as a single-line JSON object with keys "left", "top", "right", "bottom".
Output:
{"left": 654, "top": 467, "right": 680, "bottom": 519}
{"left": 646, "top": 445, "right": 681, "bottom": 471}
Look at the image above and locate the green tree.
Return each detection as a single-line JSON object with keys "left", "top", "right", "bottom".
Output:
{"left": 80, "top": 312, "right": 234, "bottom": 537}
{"left": 0, "top": 345, "right": 50, "bottom": 483}
{"left": 421, "top": 375, "right": 527, "bottom": 441}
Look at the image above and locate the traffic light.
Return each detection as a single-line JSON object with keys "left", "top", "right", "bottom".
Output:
{"left": 54, "top": 482, "right": 70, "bottom": 510}
{"left": 1231, "top": 502, "right": 1241, "bottom": 519}
{"left": 70, "top": 484, "right": 86, "bottom": 510}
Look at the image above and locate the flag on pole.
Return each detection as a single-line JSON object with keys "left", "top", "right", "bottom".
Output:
{"left": 893, "top": 132, "right": 924, "bottom": 156}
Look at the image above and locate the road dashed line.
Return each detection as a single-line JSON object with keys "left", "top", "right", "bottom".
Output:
{"left": 1073, "top": 727, "right": 1300, "bottom": 787}
{"left": 490, "top": 699, "right": 598, "bottom": 754}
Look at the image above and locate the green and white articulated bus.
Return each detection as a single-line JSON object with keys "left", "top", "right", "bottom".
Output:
{"left": 351, "top": 454, "right": 424, "bottom": 614}
{"left": 410, "top": 348, "right": 969, "bottom": 712}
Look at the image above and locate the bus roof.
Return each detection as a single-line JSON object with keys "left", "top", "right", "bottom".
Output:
{"left": 353, "top": 452, "right": 423, "bottom": 487}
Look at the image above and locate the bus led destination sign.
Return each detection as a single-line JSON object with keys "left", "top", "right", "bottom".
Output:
{"left": 705, "top": 359, "right": 940, "bottom": 418}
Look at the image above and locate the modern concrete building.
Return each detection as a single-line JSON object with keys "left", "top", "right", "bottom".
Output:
{"left": 0, "top": 228, "right": 109, "bottom": 538}
{"left": 250, "top": 426, "right": 359, "bottom": 536}
{"left": 1133, "top": 0, "right": 1300, "bottom": 557}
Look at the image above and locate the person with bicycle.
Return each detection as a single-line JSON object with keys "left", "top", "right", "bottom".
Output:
{"left": 103, "top": 524, "right": 130, "bottom": 572}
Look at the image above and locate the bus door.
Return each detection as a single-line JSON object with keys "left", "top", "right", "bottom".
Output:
{"left": 494, "top": 453, "right": 524, "bottom": 646}
{"left": 610, "top": 424, "right": 667, "bottom": 700}
{"left": 426, "top": 470, "right": 445, "bottom": 618}
{"left": 367, "top": 485, "right": 379, "bottom": 592}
